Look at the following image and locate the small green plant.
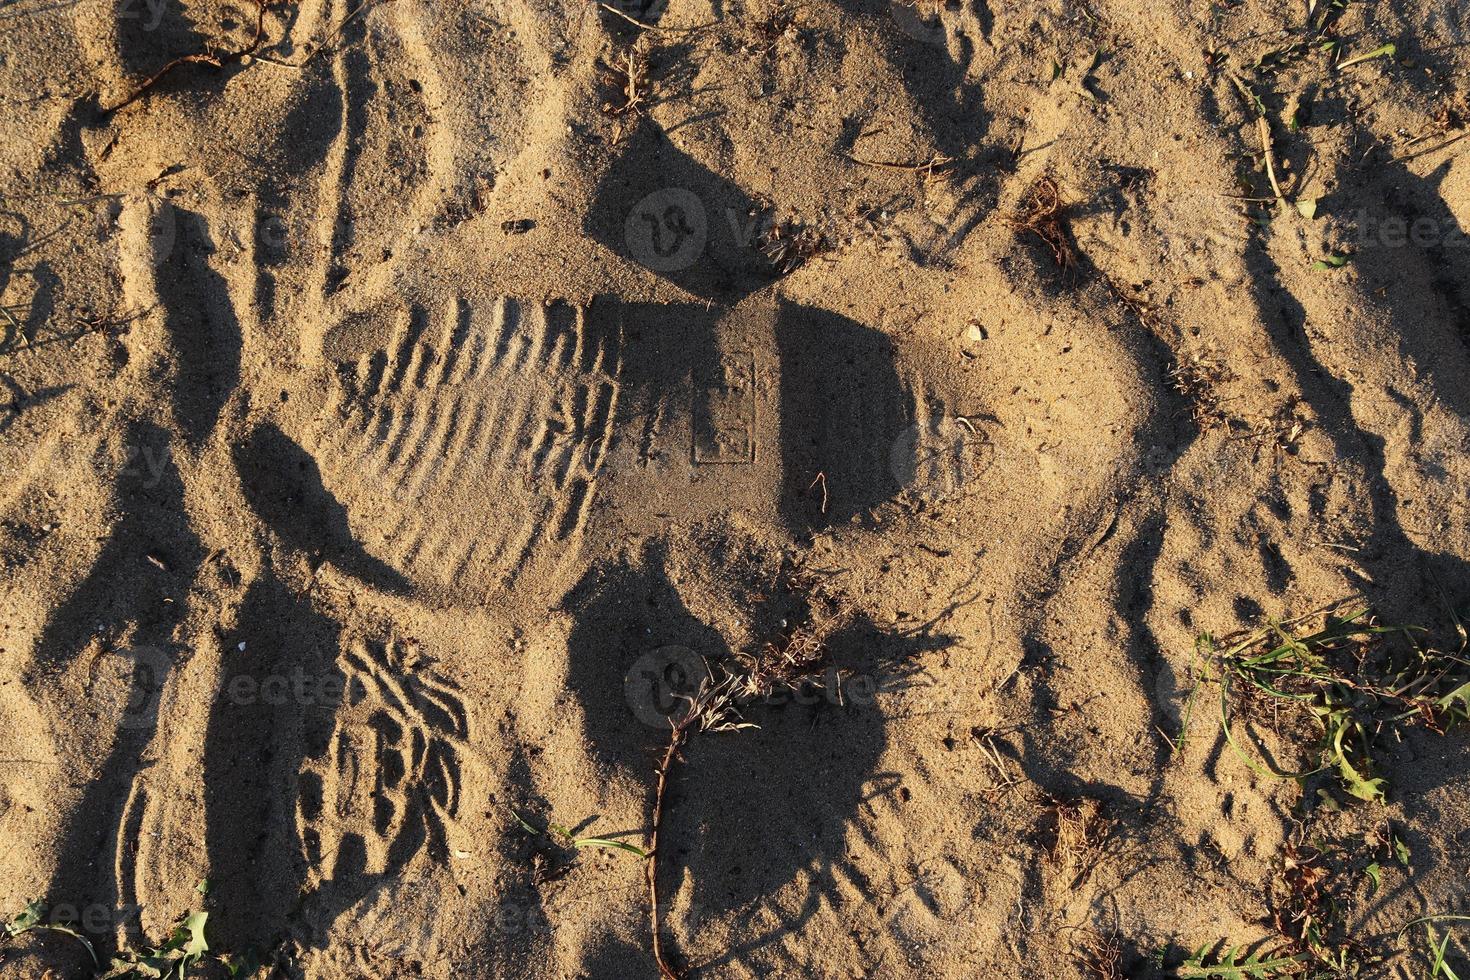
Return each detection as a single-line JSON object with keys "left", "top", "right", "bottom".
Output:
{"left": 1427, "top": 926, "right": 1462, "bottom": 980}
{"left": 1195, "top": 602, "right": 1470, "bottom": 803}
{"left": 511, "top": 811, "right": 650, "bottom": 858}
{"left": 1178, "top": 943, "right": 1307, "bottom": 978}
{"left": 1401, "top": 917, "right": 1470, "bottom": 979}
{"left": 220, "top": 949, "right": 263, "bottom": 977}
{"left": 102, "top": 911, "right": 209, "bottom": 979}
{"left": 3, "top": 900, "right": 98, "bottom": 965}
{"left": 1335, "top": 42, "right": 1397, "bottom": 71}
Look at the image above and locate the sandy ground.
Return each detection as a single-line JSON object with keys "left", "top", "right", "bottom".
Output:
{"left": 2, "top": 0, "right": 1470, "bottom": 977}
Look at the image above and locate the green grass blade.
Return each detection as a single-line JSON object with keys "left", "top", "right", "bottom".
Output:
{"left": 570, "top": 837, "right": 651, "bottom": 858}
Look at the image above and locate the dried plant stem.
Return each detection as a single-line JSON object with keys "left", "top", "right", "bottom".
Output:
{"left": 642, "top": 583, "right": 848, "bottom": 978}
{"left": 1257, "top": 115, "right": 1286, "bottom": 205}
{"left": 105, "top": 0, "right": 276, "bottom": 114}
{"left": 598, "top": 1, "right": 712, "bottom": 33}
{"left": 1007, "top": 176, "right": 1072, "bottom": 268}
{"left": 648, "top": 721, "right": 690, "bottom": 980}
{"left": 844, "top": 152, "right": 954, "bottom": 180}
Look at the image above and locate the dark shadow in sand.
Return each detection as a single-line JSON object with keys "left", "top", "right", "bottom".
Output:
{"left": 200, "top": 567, "right": 341, "bottom": 953}
{"left": 0, "top": 375, "right": 72, "bottom": 434}
{"left": 551, "top": 291, "right": 956, "bottom": 970}
{"left": 1242, "top": 195, "right": 1470, "bottom": 616}
{"left": 234, "top": 421, "right": 410, "bottom": 594}
{"left": 251, "top": 67, "right": 346, "bottom": 322}
{"left": 34, "top": 419, "right": 204, "bottom": 952}
{"left": 586, "top": 132, "right": 775, "bottom": 302}
{"left": 775, "top": 298, "right": 914, "bottom": 531}
{"left": 562, "top": 551, "right": 950, "bottom": 973}
{"left": 608, "top": 296, "right": 921, "bottom": 534}
{"left": 113, "top": 1, "right": 207, "bottom": 78}
{"left": 152, "top": 206, "right": 241, "bottom": 446}
{"left": 828, "top": 0, "right": 1000, "bottom": 257}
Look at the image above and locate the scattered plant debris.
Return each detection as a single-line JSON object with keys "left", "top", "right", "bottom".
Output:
{"left": 1169, "top": 353, "right": 1235, "bottom": 429}
{"left": 599, "top": 39, "right": 651, "bottom": 141}
{"left": 1038, "top": 793, "right": 1113, "bottom": 887}
{"left": 1194, "top": 602, "right": 1470, "bottom": 803}
{"left": 1078, "top": 929, "right": 1126, "bottom": 980}
{"left": 1266, "top": 828, "right": 1388, "bottom": 973}
{"left": 758, "top": 217, "right": 828, "bottom": 274}
{"left": 4, "top": 900, "right": 97, "bottom": 967}
{"left": 1008, "top": 177, "right": 1073, "bottom": 268}
{"left": 512, "top": 810, "right": 650, "bottom": 858}
{"left": 747, "top": 4, "right": 799, "bottom": 54}
{"left": 105, "top": 0, "right": 278, "bottom": 114}
{"left": 645, "top": 574, "right": 854, "bottom": 979}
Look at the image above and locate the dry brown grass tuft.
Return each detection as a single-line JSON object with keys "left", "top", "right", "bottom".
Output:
{"left": 1009, "top": 176, "right": 1074, "bottom": 268}
{"left": 1078, "top": 929, "right": 1126, "bottom": 980}
{"left": 1038, "top": 793, "right": 1113, "bottom": 887}
{"left": 646, "top": 573, "right": 853, "bottom": 979}
{"left": 758, "top": 218, "right": 829, "bottom": 274}
{"left": 731, "top": 592, "right": 848, "bottom": 697}
{"left": 599, "top": 39, "right": 651, "bottom": 141}
{"left": 1272, "top": 839, "right": 1334, "bottom": 946}
{"left": 1169, "top": 353, "right": 1235, "bottom": 429}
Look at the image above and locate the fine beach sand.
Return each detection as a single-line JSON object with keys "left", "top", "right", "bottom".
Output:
{"left": 2, "top": 0, "right": 1470, "bottom": 976}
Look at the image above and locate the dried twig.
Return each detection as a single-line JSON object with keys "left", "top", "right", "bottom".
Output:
{"left": 0, "top": 305, "right": 27, "bottom": 350}
{"left": 599, "top": 39, "right": 650, "bottom": 140}
{"left": 806, "top": 471, "right": 829, "bottom": 514}
{"left": 1258, "top": 115, "right": 1286, "bottom": 204}
{"left": 758, "top": 218, "right": 828, "bottom": 274}
{"left": 648, "top": 728, "right": 684, "bottom": 979}
{"left": 104, "top": 0, "right": 277, "bottom": 114}
{"left": 1079, "top": 929, "right": 1126, "bottom": 980}
{"left": 645, "top": 577, "right": 852, "bottom": 978}
{"left": 648, "top": 673, "right": 750, "bottom": 980}
{"left": 1392, "top": 130, "right": 1470, "bottom": 164}
{"left": 598, "top": 1, "right": 713, "bottom": 33}
{"left": 844, "top": 152, "right": 955, "bottom": 181}
{"left": 1038, "top": 793, "right": 1113, "bottom": 889}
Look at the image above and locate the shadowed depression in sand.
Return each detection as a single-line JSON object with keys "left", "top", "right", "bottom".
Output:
{"left": 3, "top": 0, "right": 1470, "bottom": 977}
